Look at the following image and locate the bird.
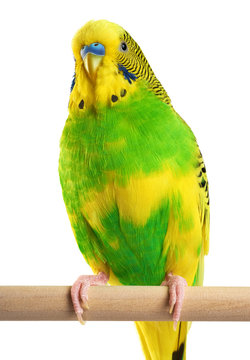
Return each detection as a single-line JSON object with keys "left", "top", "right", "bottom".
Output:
{"left": 59, "top": 19, "right": 210, "bottom": 360}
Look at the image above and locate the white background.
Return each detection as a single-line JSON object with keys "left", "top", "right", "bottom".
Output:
{"left": 0, "top": 0, "right": 250, "bottom": 359}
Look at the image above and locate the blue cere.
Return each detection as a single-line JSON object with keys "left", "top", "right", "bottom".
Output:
{"left": 81, "top": 43, "right": 105, "bottom": 60}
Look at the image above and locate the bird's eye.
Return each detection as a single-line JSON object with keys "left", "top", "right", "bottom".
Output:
{"left": 120, "top": 42, "right": 128, "bottom": 52}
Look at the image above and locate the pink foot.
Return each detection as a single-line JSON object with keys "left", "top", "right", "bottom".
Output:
{"left": 71, "top": 272, "right": 109, "bottom": 324}
{"left": 161, "top": 272, "right": 187, "bottom": 330}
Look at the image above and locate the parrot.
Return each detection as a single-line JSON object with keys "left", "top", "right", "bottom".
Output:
{"left": 59, "top": 19, "right": 210, "bottom": 360}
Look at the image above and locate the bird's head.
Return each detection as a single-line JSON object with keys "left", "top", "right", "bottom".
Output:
{"left": 69, "top": 20, "right": 170, "bottom": 113}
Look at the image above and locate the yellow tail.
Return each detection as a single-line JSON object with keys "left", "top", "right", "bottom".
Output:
{"left": 135, "top": 321, "right": 188, "bottom": 360}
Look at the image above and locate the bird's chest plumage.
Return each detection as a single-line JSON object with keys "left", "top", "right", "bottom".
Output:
{"left": 59, "top": 88, "right": 201, "bottom": 285}
{"left": 61, "top": 142, "right": 173, "bottom": 285}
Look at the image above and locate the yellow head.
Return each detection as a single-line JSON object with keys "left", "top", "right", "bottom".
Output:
{"left": 69, "top": 20, "right": 170, "bottom": 113}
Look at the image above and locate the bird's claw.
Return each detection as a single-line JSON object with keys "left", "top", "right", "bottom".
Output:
{"left": 161, "top": 272, "right": 187, "bottom": 330}
{"left": 81, "top": 301, "right": 89, "bottom": 311}
{"left": 169, "top": 303, "right": 174, "bottom": 315}
{"left": 71, "top": 272, "right": 109, "bottom": 324}
{"left": 76, "top": 312, "right": 86, "bottom": 325}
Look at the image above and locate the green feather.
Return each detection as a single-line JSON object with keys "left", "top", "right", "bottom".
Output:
{"left": 59, "top": 83, "right": 199, "bottom": 285}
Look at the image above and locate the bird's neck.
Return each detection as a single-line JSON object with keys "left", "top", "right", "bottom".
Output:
{"left": 68, "top": 61, "right": 172, "bottom": 115}
{"left": 68, "top": 62, "right": 138, "bottom": 114}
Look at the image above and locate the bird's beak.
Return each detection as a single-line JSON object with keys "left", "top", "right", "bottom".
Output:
{"left": 81, "top": 43, "right": 105, "bottom": 81}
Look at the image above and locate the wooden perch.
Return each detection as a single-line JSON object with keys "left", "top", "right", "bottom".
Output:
{"left": 0, "top": 286, "right": 250, "bottom": 321}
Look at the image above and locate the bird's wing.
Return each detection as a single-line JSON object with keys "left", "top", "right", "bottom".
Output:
{"left": 67, "top": 209, "right": 110, "bottom": 276}
{"left": 197, "top": 150, "right": 210, "bottom": 255}
{"left": 193, "top": 149, "right": 210, "bottom": 286}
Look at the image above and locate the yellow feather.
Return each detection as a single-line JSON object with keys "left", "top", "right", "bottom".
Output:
{"left": 70, "top": 19, "right": 137, "bottom": 111}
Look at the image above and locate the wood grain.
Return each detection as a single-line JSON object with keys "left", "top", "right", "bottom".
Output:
{"left": 0, "top": 286, "right": 250, "bottom": 321}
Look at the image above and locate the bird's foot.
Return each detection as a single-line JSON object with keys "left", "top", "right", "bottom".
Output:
{"left": 161, "top": 272, "right": 187, "bottom": 330}
{"left": 71, "top": 272, "right": 109, "bottom": 324}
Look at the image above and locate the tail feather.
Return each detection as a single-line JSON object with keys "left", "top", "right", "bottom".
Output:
{"left": 135, "top": 321, "right": 187, "bottom": 360}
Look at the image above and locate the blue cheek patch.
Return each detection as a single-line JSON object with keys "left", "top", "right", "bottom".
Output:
{"left": 70, "top": 61, "right": 136, "bottom": 93}
{"left": 70, "top": 73, "right": 76, "bottom": 92}
{"left": 118, "top": 64, "right": 137, "bottom": 84}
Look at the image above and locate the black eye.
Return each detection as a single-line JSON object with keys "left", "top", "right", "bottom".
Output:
{"left": 120, "top": 42, "right": 127, "bottom": 52}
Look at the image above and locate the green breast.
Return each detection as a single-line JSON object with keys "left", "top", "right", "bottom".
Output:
{"left": 59, "top": 85, "right": 198, "bottom": 285}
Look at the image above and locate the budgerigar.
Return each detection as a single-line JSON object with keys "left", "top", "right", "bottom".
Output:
{"left": 59, "top": 20, "right": 210, "bottom": 360}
